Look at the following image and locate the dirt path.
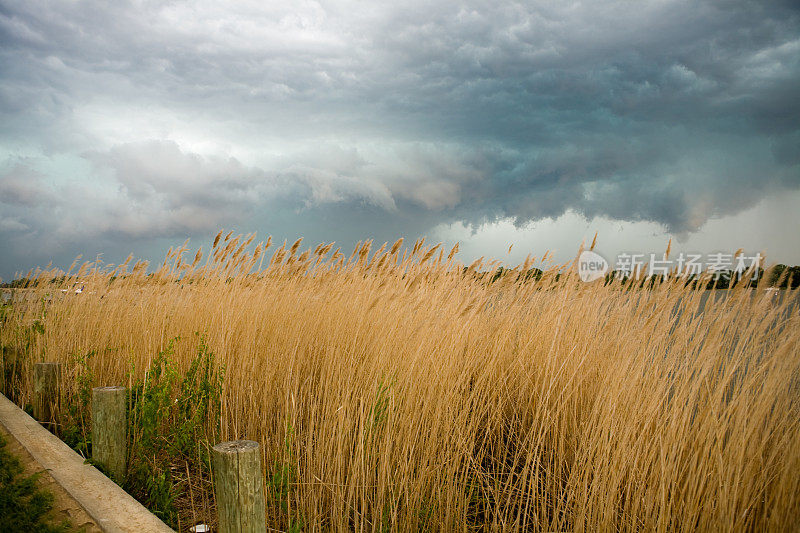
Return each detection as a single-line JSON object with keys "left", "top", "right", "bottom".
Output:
{"left": 0, "top": 423, "right": 102, "bottom": 532}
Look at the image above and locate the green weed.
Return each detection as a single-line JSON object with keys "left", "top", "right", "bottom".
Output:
{"left": 0, "top": 433, "right": 75, "bottom": 533}
{"left": 268, "top": 423, "right": 304, "bottom": 532}
{"left": 61, "top": 351, "right": 94, "bottom": 457}
{"left": 124, "top": 335, "right": 225, "bottom": 528}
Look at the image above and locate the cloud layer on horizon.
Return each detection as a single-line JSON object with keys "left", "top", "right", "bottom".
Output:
{"left": 1, "top": 0, "right": 798, "bottom": 276}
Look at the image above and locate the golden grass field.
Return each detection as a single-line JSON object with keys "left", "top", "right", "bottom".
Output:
{"left": 1, "top": 232, "right": 799, "bottom": 531}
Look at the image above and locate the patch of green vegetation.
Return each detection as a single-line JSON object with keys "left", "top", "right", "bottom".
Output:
{"left": 366, "top": 377, "right": 395, "bottom": 532}
{"left": 55, "top": 335, "right": 225, "bottom": 529}
{"left": 0, "top": 345, "right": 23, "bottom": 401}
{"left": 0, "top": 433, "right": 76, "bottom": 533}
{"left": 61, "top": 351, "right": 94, "bottom": 457}
{"left": 1, "top": 314, "right": 47, "bottom": 403}
{"left": 268, "top": 423, "right": 304, "bottom": 533}
{"left": 367, "top": 376, "right": 393, "bottom": 439}
{"left": 124, "top": 334, "right": 225, "bottom": 529}
{"left": 0, "top": 300, "right": 11, "bottom": 325}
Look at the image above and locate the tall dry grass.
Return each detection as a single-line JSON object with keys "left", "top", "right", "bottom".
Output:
{"left": 1, "top": 233, "right": 799, "bottom": 531}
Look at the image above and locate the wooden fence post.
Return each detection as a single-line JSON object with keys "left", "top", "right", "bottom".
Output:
{"left": 92, "top": 386, "right": 127, "bottom": 481}
{"left": 33, "top": 362, "right": 61, "bottom": 430}
{"left": 212, "top": 440, "right": 267, "bottom": 533}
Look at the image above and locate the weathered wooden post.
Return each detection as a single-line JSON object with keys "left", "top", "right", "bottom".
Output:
{"left": 92, "top": 386, "right": 127, "bottom": 481}
{"left": 212, "top": 440, "right": 267, "bottom": 533}
{"left": 33, "top": 362, "right": 61, "bottom": 430}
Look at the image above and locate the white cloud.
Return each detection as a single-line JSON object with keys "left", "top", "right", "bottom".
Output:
{"left": 434, "top": 189, "right": 800, "bottom": 268}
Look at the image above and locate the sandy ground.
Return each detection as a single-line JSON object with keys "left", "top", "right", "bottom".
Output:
{"left": 0, "top": 423, "right": 102, "bottom": 532}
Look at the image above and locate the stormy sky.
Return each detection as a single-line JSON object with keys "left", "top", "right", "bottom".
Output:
{"left": 1, "top": 0, "right": 799, "bottom": 279}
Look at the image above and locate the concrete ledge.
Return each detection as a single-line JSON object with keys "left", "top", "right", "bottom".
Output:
{"left": 0, "top": 392, "right": 174, "bottom": 533}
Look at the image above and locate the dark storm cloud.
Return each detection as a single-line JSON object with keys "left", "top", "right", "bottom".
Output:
{"left": 0, "top": 0, "right": 798, "bottom": 277}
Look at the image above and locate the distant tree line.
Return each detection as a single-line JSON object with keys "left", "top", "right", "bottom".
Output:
{"left": 482, "top": 264, "right": 800, "bottom": 290}
{"left": 1, "top": 276, "right": 71, "bottom": 289}
{"left": 3, "top": 264, "right": 800, "bottom": 290}
{"left": 602, "top": 264, "right": 800, "bottom": 290}
{"left": 764, "top": 264, "right": 800, "bottom": 289}
{"left": 0, "top": 278, "right": 33, "bottom": 289}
